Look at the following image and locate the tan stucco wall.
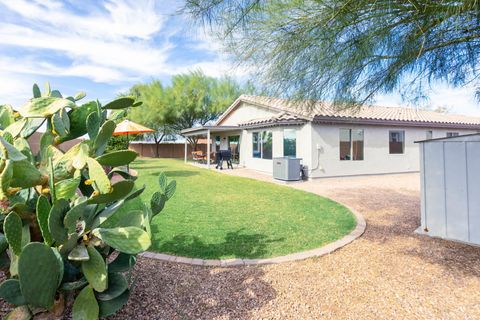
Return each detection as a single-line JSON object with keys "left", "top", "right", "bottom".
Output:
{"left": 308, "top": 124, "right": 477, "bottom": 178}
{"left": 214, "top": 100, "right": 478, "bottom": 178}
{"left": 238, "top": 125, "right": 309, "bottom": 174}
{"left": 218, "top": 102, "right": 279, "bottom": 126}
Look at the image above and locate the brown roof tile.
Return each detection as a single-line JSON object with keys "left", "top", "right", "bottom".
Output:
{"left": 237, "top": 95, "right": 480, "bottom": 126}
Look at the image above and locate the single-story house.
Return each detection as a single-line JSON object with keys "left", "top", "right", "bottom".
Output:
{"left": 181, "top": 95, "right": 480, "bottom": 178}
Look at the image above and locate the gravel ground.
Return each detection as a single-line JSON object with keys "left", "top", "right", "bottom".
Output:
{"left": 3, "top": 172, "right": 480, "bottom": 319}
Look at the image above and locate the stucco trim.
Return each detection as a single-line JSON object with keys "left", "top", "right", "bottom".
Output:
{"left": 313, "top": 116, "right": 480, "bottom": 130}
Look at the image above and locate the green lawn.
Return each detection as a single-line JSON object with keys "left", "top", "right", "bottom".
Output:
{"left": 110, "top": 158, "right": 356, "bottom": 259}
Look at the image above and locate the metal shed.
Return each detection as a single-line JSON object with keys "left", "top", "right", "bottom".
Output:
{"left": 417, "top": 133, "right": 480, "bottom": 245}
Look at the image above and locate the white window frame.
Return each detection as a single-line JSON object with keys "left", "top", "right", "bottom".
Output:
{"left": 389, "top": 130, "right": 405, "bottom": 154}
{"left": 252, "top": 130, "right": 273, "bottom": 159}
{"left": 446, "top": 132, "right": 459, "bottom": 137}
{"left": 339, "top": 128, "right": 364, "bottom": 161}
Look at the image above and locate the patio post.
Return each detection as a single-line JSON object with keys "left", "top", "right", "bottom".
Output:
{"left": 184, "top": 138, "right": 187, "bottom": 163}
{"left": 207, "top": 129, "right": 211, "bottom": 169}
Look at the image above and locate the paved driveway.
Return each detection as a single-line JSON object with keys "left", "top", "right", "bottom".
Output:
{"left": 114, "top": 171, "right": 480, "bottom": 319}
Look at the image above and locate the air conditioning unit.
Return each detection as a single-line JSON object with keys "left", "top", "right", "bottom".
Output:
{"left": 273, "top": 157, "right": 302, "bottom": 181}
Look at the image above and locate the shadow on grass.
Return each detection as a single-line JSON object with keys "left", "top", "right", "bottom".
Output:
{"left": 151, "top": 228, "right": 285, "bottom": 259}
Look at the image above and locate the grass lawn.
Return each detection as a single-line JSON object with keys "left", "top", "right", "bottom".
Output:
{"left": 109, "top": 158, "right": 356, "bottom": 259}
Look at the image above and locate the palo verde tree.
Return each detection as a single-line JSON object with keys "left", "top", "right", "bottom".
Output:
{"left": 184, "top": 0, "right": 480, "bottom": 105}
{"left": 167, "top": 70, "right": 243, "bottom": 149}
{"left": 0, "top": 83, "right": 176, "bottom": 319}
{"left": 128, "top": 81, "right": 176, "bottom": 157}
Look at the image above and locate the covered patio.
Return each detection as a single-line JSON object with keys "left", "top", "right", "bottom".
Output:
{"left": 181, "top": 125, "right": 243, "bottom": 169}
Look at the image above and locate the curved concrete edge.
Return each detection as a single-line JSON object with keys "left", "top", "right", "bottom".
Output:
{"left": 139, "top": 204, "right": 366, "bottom": 267}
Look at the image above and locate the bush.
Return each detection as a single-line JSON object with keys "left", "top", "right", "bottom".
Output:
{"left": 0, "top": 83, "right": 176, "bottom": 319}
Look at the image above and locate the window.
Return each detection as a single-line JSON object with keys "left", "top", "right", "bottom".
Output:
{"left": 426, "top": 130, "right": 433, "bottom": 140}
{"left": 389, "top": 130, "right": 405, "bottom": 154}
{"left": 252, "top": 132, "right": 261, "bottom": 158}
{"left": 283, "top": 129, "right": 296, "bottom": 157}
{"left": 252, "top": 131, "right": 273, "bottom": 159}
{"left": 339, "top": 129, "right": 364, "bottom": 161}
{"left": 446, "top": 132, "right": 459, "bottom": 137}
{"left": 262, "top": 131, "right": 273, "bottom": 159}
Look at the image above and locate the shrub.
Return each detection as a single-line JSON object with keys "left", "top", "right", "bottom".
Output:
{"left": 0, "top": 83, "right": 176, "bottom": 319}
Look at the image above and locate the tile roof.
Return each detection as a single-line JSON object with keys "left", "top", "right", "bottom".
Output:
{"left": 236, "top": 95, "right": 480, "bottom": 127}
{"left": 239, "top": 112, "right": 307, "bottom": 127}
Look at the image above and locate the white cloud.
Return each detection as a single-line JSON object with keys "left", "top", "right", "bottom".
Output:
{"left": 1, "top": 0, "right": 165, "bottom": 40}
{"left": 0, "top": 0, "right": 246, "bottom": 94}
{"left": 0, "top": 71, "right": 36, "bottom": 107}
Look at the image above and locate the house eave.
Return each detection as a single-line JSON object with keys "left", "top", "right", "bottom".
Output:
{"left": 239, "top": 120, "right": 307, "bottom": 129}
{"left": 313, "top": 116, "right": 480, "bottom": 130}
{"left": 181, "top": 125, "right": 240, "bottom": 136}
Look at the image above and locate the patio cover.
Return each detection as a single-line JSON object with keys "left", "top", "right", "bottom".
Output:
{"left": 181, "top": 125, "right": 241, "bottom": 168}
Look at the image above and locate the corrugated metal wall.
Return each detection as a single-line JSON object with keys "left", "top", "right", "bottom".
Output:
{"left": 420, "top": 134, "right": 480, "bottom": 245}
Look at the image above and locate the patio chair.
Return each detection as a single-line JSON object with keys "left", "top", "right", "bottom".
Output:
{"left": 192, "top": 151, "right": 206, "bottom": 164}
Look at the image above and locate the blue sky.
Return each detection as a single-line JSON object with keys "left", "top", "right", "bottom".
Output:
{"left": 0, "top": 0, "right": 479, "bottom": 116}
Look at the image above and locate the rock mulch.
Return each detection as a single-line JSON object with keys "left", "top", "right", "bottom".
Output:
{"left": 2, "top": 172, "right": 480, "bottom": 319}
{"left": 111, "top": 172, "right": 480, "bottom": 319}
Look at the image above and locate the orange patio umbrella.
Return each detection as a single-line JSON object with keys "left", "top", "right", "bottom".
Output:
{"left": 113, "top": 119, "right": 154, "bottom": 170}
{"left": 113, "top": 119, "right": 155, "bottom": 137}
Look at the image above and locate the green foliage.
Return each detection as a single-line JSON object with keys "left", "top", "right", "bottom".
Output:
{"left": 18, "top": 243, "right": 62, "bottom": 309}
{"left": 105, "top": 135, "right": 129, "bottom": 153}
{"left": 92, "top": 227, "right": 151, "bottom": 254}
{"left": 72, "top": 286, "right": 99, "bottom": 320}
{"left": 36, "top": 196, "right": 53, "bottom": 246}
{"left": 0, "top": 83, "right": 176, "bottom": 319}
{"left": 96, "top": 150, "right": 137, "bottom": 167}
{"left": 4, "top": 212, "right": 23, "bottom": 255}
{"left": 81, "top": 246, "right": 108, "bottom": 292}
{"left": 128, "top": 71, "right": 246, "bottom": 153}
{"left": 0, "top": 279, "right": 26, "bottom": 306}
{"left": 184, "top": 0, "right": 480, "bottom": 104}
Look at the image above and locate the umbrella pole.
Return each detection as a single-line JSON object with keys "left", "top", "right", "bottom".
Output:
{"left": 126, "top": 133, "right": 129, "bottom": 173}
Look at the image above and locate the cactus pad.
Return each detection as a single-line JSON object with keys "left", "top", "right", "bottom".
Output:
{"left": 96, "top": 272, "right": 128, "bottom": 301}
{"left": 96, "top": 150, "right": 138, "bottom": 167}
{"left": 98, "top": 289, "right": 130, "bottom": 318}
{"left": 4, "top": 212, "right": 23, "bottom": 255}
{"left": 93, "top": 120, "right": 115, "bottom": 156}
{"left": 0, "top": 279, "right": 26, "bottom": 306}
{"left": 108, "top": 253, "right": 136, "bottom": 273}
{"left": 86, "top": 157, "right": 111, "bottom": 194}
{"left": 72, "top": 285, "right": 99, "bottom": 320}
{"left": 18, "top": 243, "right": 62, "bottom": 308}
{"left": 36, "top": 195, "right": 53, "bottom": 246}
{"left": 68, "top": 244, "right": 89, "bottom": 262}
{"left": 81, "top": 246, "right": 108, "bottom": 292}
{"left": 18, "top": 96, "right": 74, "bottom": 118}
{"left": 86, "top": 112, "right": 100, "bottom": 141}
{"left": 11, "top": 159, "right": 46, "bottom": 188}
{"left": 48, "top": 199, "right": 70, "bottom": 245}
{"left": 150, "top": 192, "right": 167, "bottom": 215}
{"left": 102, "top": 97, "right": 135, "bottom": 110}
{"left": 92, "top": 227, "right": 151, "bottom": 254}
{"left": 87, "top": 180, "right": 134, "bottom": 205}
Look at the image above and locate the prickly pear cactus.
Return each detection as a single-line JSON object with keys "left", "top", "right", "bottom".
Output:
{"left": 0, "top": 83, "right": 175, "bottom": 319}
